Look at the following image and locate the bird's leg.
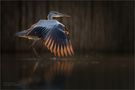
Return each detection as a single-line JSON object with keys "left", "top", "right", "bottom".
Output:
{"left": 30, "top": 40, "right": 41, "bottom": 58}
{"left": 32, "top": 60, "right": 39, "bottom": 73}
{"left": 31, "top": 39, "right": 44, "bottom": 73}
{"left": 32, "top": 47, "right": 40, "bottom": 73}
{"left": 32, "top": 47, "right": 40, "bottom": 58}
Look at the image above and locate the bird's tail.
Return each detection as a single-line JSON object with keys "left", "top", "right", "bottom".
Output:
{"left": 15, "top": 30, "right": 28, "bottom": 38}
{"left": 15, "top": 30, "right": 40, "bottom": 40}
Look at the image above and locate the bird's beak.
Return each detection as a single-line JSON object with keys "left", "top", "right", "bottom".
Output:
{"left": 54, "top": 13, "right": 71, "bottom": 18}
{"left": 63, "top": 14, "right": 71, "bottom": 18}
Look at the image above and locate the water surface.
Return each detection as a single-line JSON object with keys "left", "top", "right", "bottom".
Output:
{"left": 1, "top": 53, "right": 134, "bottom": 89}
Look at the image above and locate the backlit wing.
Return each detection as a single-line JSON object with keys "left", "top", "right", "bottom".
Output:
{"left": 44, "top": 24, "right": 74, "bottom": 57}
{"left": 27, "top": 21, "right": 74, "bottom": 57}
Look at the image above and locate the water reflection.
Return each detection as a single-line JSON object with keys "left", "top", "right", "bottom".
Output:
{"left": 19, "top": 58, "right": 74, "bottom": 89}
{"left": 2, "top": 53, "right": 134, "bottom": 89}
{"left": 44, "top": 60, "right": 74, "bottom": 81}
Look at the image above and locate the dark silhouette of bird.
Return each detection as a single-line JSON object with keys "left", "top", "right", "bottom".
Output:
{"left": 15, "top": 11, "right": 74, "bottom": 57}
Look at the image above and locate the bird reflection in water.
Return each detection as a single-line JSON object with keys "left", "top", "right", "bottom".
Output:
{"left": 19, "top": 58, "right": 74, "bottom": 89}
{"left": 44, "top": 60, "right": 74, "bottom": 81}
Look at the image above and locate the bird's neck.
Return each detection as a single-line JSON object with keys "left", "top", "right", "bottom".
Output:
{"left": 47, "top": 14, "right": 53, "bottom": 20}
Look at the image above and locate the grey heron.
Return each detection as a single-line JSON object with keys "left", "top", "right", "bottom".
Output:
{"left": 16, "top": 11, "right": 74, "bottom": 58}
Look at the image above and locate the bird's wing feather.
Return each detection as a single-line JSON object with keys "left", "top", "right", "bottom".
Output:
{"left": 26, "top": 20, "right": 74, "bottom": 57}
{"left": 43, "top": 24, "right": 74, "bottom": 57}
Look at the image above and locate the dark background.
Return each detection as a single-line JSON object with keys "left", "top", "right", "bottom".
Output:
{"left": 1, "top": 1, "right": 134, "bottom": 53}
{"left": 1, "top": 1, "right": 134, "bottom": 89}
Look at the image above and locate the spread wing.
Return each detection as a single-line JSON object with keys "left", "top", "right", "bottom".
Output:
{"left": 44, "top": 24, "right": 74, "bottom": 57}
{"left": 28, "top": 23, "right": 74, "bottom": 57}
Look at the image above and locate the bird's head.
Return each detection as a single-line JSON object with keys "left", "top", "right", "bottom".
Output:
{"left": 47, "top": 11, "right": 70, "bottom": 20}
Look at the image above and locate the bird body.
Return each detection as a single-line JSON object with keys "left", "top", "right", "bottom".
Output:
{"left": 16, "top": 11, "right": 74, "bottom": 57}
{"left": 34, "top": 20, "right": 64, "bottom": 27}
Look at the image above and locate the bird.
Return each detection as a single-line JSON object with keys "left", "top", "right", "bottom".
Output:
{"left": 15, "top": 11, "right": 74, "bottom": 58}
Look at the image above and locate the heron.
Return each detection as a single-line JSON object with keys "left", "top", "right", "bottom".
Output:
{"left": 15, "top": 11, "right": 74, "bottom": 58}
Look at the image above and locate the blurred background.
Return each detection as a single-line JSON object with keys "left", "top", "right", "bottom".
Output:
{"left": 1, "top": 0, "right": 134, "bottom": 89}
{"left": 1, "top": 1, "right": 134, "bottom": 53}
